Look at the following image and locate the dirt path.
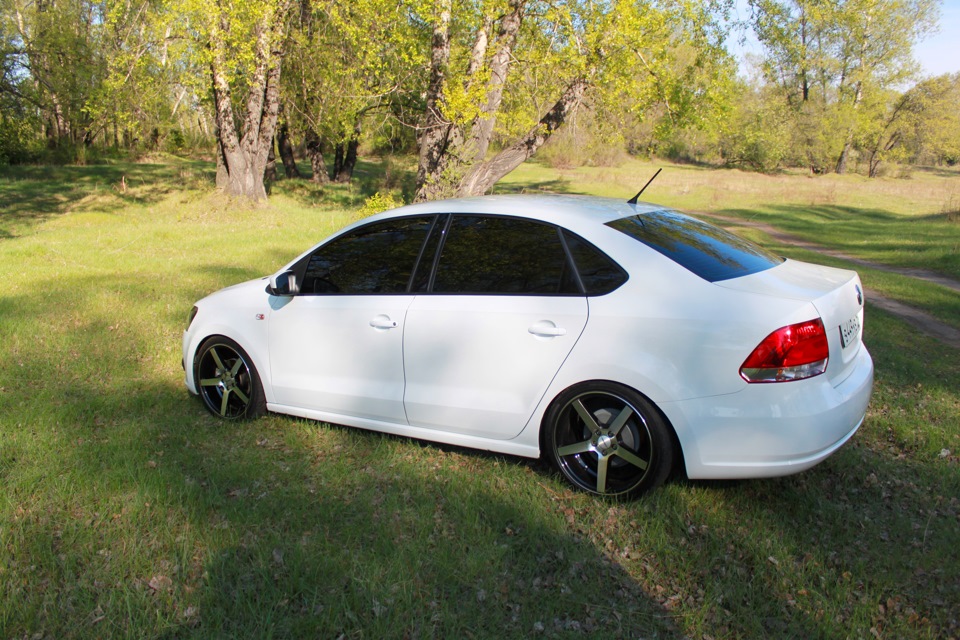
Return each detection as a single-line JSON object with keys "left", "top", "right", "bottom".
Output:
{"left": 697, "top": 212, "right": 960, "bottom": 350}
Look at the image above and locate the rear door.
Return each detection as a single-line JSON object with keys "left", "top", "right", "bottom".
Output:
{"left": 402, "top": 215, "right": 589, "bottom": 440}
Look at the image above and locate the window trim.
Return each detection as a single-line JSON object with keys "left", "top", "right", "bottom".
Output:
{"left": 290, "top": 212, "right": 628, "bottom": 298}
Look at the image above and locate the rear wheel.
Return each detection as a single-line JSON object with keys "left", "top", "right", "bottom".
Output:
{"left": 544, "top": 382, "right": 674, "bottom": 497}
{"left": 194, "top": 336, "right": 265, "bottom": 420}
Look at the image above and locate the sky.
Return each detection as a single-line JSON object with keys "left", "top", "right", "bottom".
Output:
{"left": 729, "top": 0, "right": 960, "bottom": 80}
{"left": 914, "top": 0, "right": 960, "bottom": 77}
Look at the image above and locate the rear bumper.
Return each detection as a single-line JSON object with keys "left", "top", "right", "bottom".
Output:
{"left": 663, "top": 345, "right": 874, "bottom": 479}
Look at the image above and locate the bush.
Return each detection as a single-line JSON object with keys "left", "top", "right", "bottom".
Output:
{"left": 537, "top": 121, "right": 630, "bottom": 170}
{"left": 357, "top": 191, "right": 404, "bottom": 218}
{"left": 0, "top": 116, "right": 40, "bottom": 165}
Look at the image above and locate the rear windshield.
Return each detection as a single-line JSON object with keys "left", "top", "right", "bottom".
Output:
{"left": 607, "top": 209, "right": 783, "bottom": 282}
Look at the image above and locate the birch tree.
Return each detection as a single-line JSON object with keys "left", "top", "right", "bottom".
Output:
{"left": 181, "top": 0, "right": 294, "bottom": 199}
{"left": 416, "top": 0, "right": 733, "bottom": 200}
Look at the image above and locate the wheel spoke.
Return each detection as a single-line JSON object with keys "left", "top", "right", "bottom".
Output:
{"left": 571, "top": 399, "right": 602, "bottom": 435}
{"left": 608, "top": 405, "right": 634, "bottom": 437}
{"left": 232, "top": 387, "right": 250, "bottom": 405}
{"left": 199, "top": 378, "right": 221, "bottom": 387}
{"left": 596, "top": 454, "right": 610, "bottom": 494}
{"left": 219, "top": 389, "right": 230, "bottom": 416}
{"left": 230, "top": 358, "right": 245, "bottom": 376}
{"left": 209, "top": 347, "right": 226, "bottom": 371}
{"left": 557, "top": 440, "right": 593, "bottom": 457}
{"left": 614, "top": 447, "right": 649, "bottom": 471}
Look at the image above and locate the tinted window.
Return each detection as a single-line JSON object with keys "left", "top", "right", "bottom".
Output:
{"left": 433, "top": 216, "right": 579, "bottom": 294}
{"left": 300, "top": 216, "right": 434, "bottom": 294}
{"left": 563, "top": 231, "right": 628, "bottom": 295}
{"left": 607, "top": 210, "right": 783, "bottom": 282}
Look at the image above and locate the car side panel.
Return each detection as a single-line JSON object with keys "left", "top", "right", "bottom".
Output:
{"left": 267, "top": 294, "right": 414, "bottom": 423}
{"left": 183, "top": 279, "right": 274, "bottom": 398}
{"left": 402, "top": 295, "right": 588, "bottom": 439}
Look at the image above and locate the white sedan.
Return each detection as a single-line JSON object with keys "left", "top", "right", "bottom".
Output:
{"left": 182, "top": 195, "right": 873, "bottom": 497}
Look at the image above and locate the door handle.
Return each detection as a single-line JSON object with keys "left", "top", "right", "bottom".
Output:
{"left": 528, "top": 322, "right": 566, "bottom": 337}
{"left": 369, "top": 316, "right": 398, "bottom": 330}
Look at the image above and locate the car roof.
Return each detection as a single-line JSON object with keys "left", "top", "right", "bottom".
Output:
{"left": 375, "top": 194, "right": 663, "bottom": 229}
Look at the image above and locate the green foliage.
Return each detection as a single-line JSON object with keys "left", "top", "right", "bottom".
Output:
{"left": 357, "top": 191, "right": 404, "bottom": 217}
{"left": 0, "top": 113, "right": 39, "bottom": 164}
{"left": 281, "top": 0, "right": 428, "bottom": 162}
{"left": 536, "top": 107, "right": 632, "bottom": 169}
{"left": 900, "top": 73, "right": 960, "bottom": 166}
{"left": 0, "top": 0, "right": 950, "bottom": 186}
{"left": 747, "top": 0, "right": 940, "bottom": 175}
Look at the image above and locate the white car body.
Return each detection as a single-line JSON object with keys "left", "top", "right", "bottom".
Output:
{"left": 183, "top": 195, "right": 873, "bottom": 493}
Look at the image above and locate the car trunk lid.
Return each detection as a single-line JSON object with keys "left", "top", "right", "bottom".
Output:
{"left": 715, "top": 259, "right": 866, "bottom": 386}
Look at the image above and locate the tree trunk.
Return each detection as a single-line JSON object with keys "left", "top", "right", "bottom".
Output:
{"left": 466, "top": 0, "right": 524, "bottom": 163}
{"left": 265, "top": 137, "right": 277, "bottom": 183}
{"left": 333, "top": 140, "right": 358, "bottom": 183}
{"left": 333, "top": 124, "right": 360, "bottom": 183}
{"left": 415, "top": 0, "right": 453, "bottom": 201}
{"left": 210, "top": 6, "right": 288, "bottom": 201}
{"left": 277, "top": 120, "right": 302, "bottom": 179}
{"left": 836, "top": 79, "right": 863, "bottom": 175}
{"left": 836, "top": 138, "right": 853, "bottom": 174}
{"left": 305, "top": 129, "right": 329, "bottom": 184}
{"left": 457, "top": 77, "right": 589, "bottom": 196}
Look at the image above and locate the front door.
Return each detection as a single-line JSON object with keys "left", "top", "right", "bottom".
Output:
{"left": 266, "top": 214, "right": 437, "bottom": 423}
{"left": 268, "top": 295, "right": 413, "bottom": 422}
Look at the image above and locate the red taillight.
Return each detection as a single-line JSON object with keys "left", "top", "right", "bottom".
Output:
{"left": 740, "top": 319, "right": 829, "bottom": 383}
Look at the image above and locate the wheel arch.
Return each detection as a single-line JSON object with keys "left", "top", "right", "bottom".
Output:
{"left": 537, "top": 378, "right": 687, "bottom": 486}
{"left": 192, "top": 333, "right": 268, "bottom": 419}
{"left": 185, "top": 323, "right": 272, "bottom": 401}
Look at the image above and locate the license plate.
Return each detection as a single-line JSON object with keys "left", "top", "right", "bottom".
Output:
{"left": 839, "top": 314, "right": 861, "bottom": 349}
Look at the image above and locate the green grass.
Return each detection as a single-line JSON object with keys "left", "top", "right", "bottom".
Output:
{"left": 1, "top": 158, "right": 958, "bottom": 639}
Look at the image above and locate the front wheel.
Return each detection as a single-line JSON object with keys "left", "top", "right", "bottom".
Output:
{"left": 543, "top": 382, "right": 674, "bottom": 498}
{"left": 194, "top": 336, "right": 266, "bottom": 420}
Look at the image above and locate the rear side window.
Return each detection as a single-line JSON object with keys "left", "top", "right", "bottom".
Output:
{"left": 607, "top": 210, "right": 783, "bottom": 282}
{"left": 563, "top": 231, "right": 628, "bottom": 295}
{"left": 433, "top": 215, "right": 579, "bottom": 294}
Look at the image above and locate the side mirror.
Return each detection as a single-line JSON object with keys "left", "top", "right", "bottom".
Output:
{"left": 267, "top": 270, "right": 299, "bottom": 296}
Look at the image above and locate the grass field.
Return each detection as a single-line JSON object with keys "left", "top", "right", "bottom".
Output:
{"left": 1, "top": 157, "right": 958, "bottom": 639}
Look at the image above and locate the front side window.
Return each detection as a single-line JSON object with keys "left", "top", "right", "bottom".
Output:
{"left": 432, "top": 215, "right": 579, "bottom": 294}
{"left": 299, "top": 216, "right": 435, "bottom": 294}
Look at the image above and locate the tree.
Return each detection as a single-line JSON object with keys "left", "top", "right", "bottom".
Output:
{"left": 180, "top": 0, "right": 294, "bottom": 200}
{"left": 416, "top": 0, "right": 735, "bottom": 200}
{"left": 282, "top": 0, "right": 426, "bottom": 184}
{"left": 832, "top": 0, "right": 938, "bottom": 173}
{"left": 906, "top": 73, "right": 960, "bottom": 166}
{"left": 863, "top": 73, "right": 960, "bottom": 171}
{"left": 3, "top": 0, "right": 109, "bottom": 147}
{"left": 748, "top": 0, "right": 938, "bottom": 174}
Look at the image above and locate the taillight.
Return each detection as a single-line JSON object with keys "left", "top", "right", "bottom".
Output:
{"left": 740, "top": 319, "right": 829, "bottom": 383}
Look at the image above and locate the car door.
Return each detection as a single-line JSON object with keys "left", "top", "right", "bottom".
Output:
{"left": 267, "top": 215, "right": 435, "bottom": 423}
{"left": 403, "top": 214, "right": 590, "bottom": 440}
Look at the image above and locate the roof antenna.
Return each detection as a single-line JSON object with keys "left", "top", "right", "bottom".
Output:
{"left": 627, "top": 168, "right": 662, "bottom": 205}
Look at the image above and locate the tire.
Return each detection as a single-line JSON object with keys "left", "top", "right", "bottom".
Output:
{"left": 194, "top": 336, "right": 266, "bottom": 420}
{"left": 543, "top": 381, "right": 674, "bottom": 498}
